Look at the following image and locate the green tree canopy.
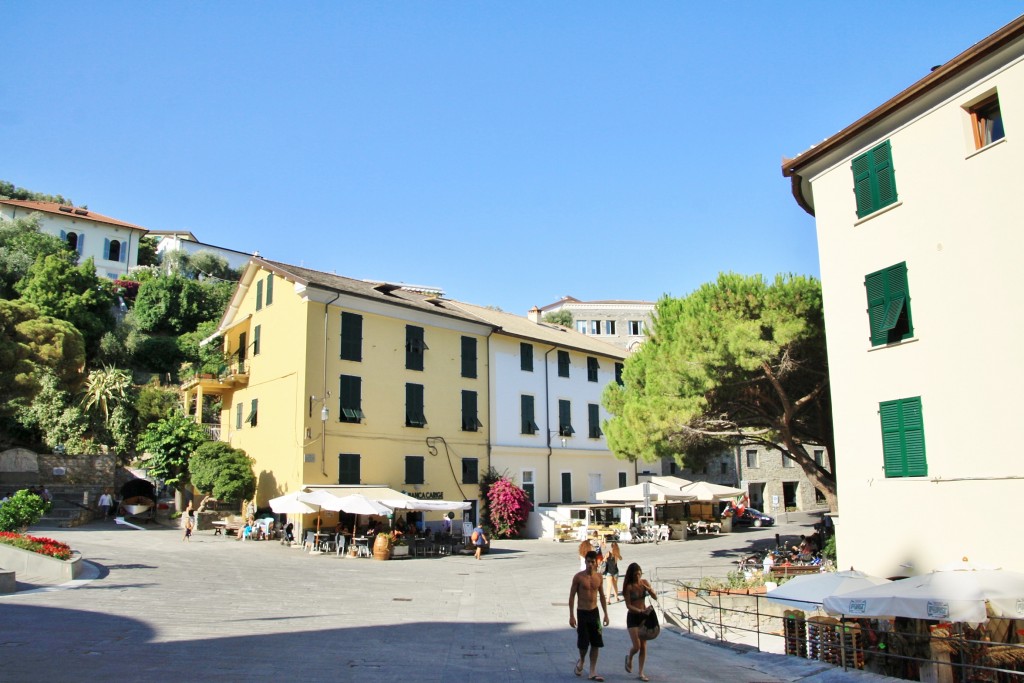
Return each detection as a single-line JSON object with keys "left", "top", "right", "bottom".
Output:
{"left": 0, "top": 299, "right": 85, "bottom": 412}
{"left": 542, "top": 310, "right": 573, "bottom": 327}
{"left": 189, "top": 441, "right": 255, "bottom": 502}
{"left": 132, "top": 274, "right": 232, "bottom": 336}
{"left": 136, "top": 410, "right": 208, "bottom": 489}
{"left": 603, "top": 273, "right": 836, "bottom": 508}
{"left": 16, "top": 254, "right": 115, "bottom": 356}
{"left": 0, "top": 213, "right": 76, "bottom": 298}
{"left": 136, "top": 235, "right": 159, "bottom": 267}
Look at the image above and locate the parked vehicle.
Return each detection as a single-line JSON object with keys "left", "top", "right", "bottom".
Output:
{"left": 733, "top": 508, "right": 775, "bottom": 527}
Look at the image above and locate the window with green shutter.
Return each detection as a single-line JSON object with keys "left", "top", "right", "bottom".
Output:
{"left": 521, "top": 395, "right": 539, "bottom": 435}
{"left": 461, "top": 390, "right": 482, "bottom": 431}
{"left": 462, "top": 458, "right": 479, "bottom": 484}
{"left": 852, "top": 140, "right": 898, "bottom": 218}
{"left": 405, "top": 383, "right": 426, "bottom": 427}
{"left": 246, "top": 398, "right": 258, "bottom": 427}
{"left": 865, "top": 262, "right": 913, "bottom": 346}
{"left": 236, "top": 402, "right": 243, "bottom": 430}
{"left": 340, "top": 312, "right": 362, "bottom": 362}
{"left": 558, "top": 399, "right": 574, "bottom": 437}
{"left": 561, "top": 472, "right": 573, "bottom": 504}
{"left": 520, "top": 343, "right": 533, "bottom": 372}
{"left": 557, "top": 350, "right": 570, "bottom": 378}
{"left": 255, "top": 280, "right": 263, "bottom": 311}
{"left": 588, "top": 403, "right": 602, "bottom": 438}
{"left": 406, "top": 325, "right": 427, "bottom": 371}
{"left": 879, "top": 396, "right": 927, "bottom": 478}
{"left": 265, "top": 274, "right": 274, "bottom": 305}
{"left": 253, "top": 325, "right": 261, "bottom": 355}
{"left": 405, "top": 456, "right": 424, "bottom": 484}
{"left": 338, "top": 375, "right": 364, "bottom": 423}
{"left": 338, "top": 453, "right": 360, "bottom": 485}
{"left": 587, "top": 357, "right": 599, "bottom": 382}
{"left": 461, "top": 336, "right": 477, "bottom": 378}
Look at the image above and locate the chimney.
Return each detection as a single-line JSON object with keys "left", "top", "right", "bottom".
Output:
{"left": 527, "top": 306, "right": 542, "bottom": 323}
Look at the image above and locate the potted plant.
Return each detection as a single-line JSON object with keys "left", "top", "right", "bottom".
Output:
{"left": 391, "top": 536, "right": 410, "bottom": 558}
{"left": 372, "top": 531, "right": 393, "bottom": 560}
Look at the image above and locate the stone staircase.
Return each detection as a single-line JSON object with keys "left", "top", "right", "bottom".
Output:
{"left": 38, "top": 485, "right": 102, "bottom": 528}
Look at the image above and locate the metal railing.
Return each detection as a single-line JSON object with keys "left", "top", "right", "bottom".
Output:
{"left": 650, "top": 568, "right": 1024, "bottom": 682}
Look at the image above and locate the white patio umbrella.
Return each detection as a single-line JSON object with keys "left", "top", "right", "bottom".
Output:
{"left": 674, "top": 480, "right": 745, "bottom": 502}
{"left": 766, "top": 570, "right": 891, "bottom": 611}
{"left": 823, "top": 564, "right": 1024, "bottom": 622}
{"left": 382, "top": 499, "right": 471, "bottom": 512}
{"left": 596, "top": 482, "right": 696, "bottom": 503}
{"left": 268, "top": 492, "right": 316, "bottom": 514}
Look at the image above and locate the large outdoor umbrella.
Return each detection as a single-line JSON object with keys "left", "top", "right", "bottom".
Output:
{"left": 382, "top": 499, "right": 471, "bottom": 512}
{"left": 766, "top": 570, "right": 891, "bottom": 611}
{"left": 330, "top": 494, "right": 392, "bottom": 547}
{"left": 296, "top": 489, "right": 351, "bottom": 533}
{"left": 268, "top": 492, "right": 316, "bottom": 514}
{"left": 823, "top": 564, "right": 1024, "bottom": 622}
{"left": 674, "top": 481, "right": 745, "bottom": 502}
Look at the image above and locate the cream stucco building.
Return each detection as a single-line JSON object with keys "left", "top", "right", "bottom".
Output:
{"left": 783, "top": 15, "right": 1024, "bottom": 576}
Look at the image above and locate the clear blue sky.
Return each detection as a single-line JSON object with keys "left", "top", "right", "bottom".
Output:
{"left": 5, "top": 3, "right": 1021, "bottom": 315}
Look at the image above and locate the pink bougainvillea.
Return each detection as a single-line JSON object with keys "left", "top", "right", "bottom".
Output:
{"left": 486, "top": 477, "right": 532, "bottom": 538}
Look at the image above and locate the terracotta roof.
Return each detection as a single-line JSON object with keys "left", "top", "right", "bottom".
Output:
{"left": 0, "top": 198, "right": 148, "bottom": 232}
{"left": 450, "top": 300, "right": 627, "bottom": 359}
{"left": 782, "top": 14, "right": 1024, "bottom": 214}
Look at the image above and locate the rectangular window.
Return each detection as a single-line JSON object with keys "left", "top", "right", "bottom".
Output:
{"left": 405, "top": 325, "right": 426, "bottom": 370}
{"left": 461, "top": 336, "right": 477, "bottom": 379}
{"left": 246, "top": 398, "right": 258, "bottom": 427}
{"left": 236, "top": 402, "right": 243, "bottom": 430}
{"left": 587, "top": 403, "right": 602, "bottom": 438}
{"left": 405, "top": 383, "right": 426, "bottom": 427}
{"left": 865, "top": 262, "right": 914, "bottom": 346}
{"left": 461, "top": 390, "right": 482, "bottom": 432}
{"left": 521, "top": 395, "right": 539, "bottom": 435}
{"left": 628, "top": 320, "right": 643, "bottom": 336}
{"left": 338, "top": 375, "right": 364, "bottom": 423}
{"left": 880, "top": 396, "right": 927, "bottom": 478}
{"left": 561, "top": 472, "right": 572, "bottom": 504}
{"left": 720, "top": 462, "right": 728, "bottom": 475}
{"left": 265, "top": 274, "right": 274, "bottom": 305}
{"left": 746, "top": 450, "right": 759, "bottom": 468}
{"left": 557, "top": 350, "right": 570, "bottom": 378}
{"left": 782, "top": 453, "right": 795, "bottom": 468}
{"left": 618, "top": 472, "right": 627, "bottom": 488}
{"left": 252, "top": 325, "right": 261, "bottom": 355}
{"left": 255, "top": 280, "right": 263, "bottom": 311}
{"left": 522, "top": 470, "right": 535, "bottom": 503}
{"left": 604, "top": 320, "right": 616, "bottom": 335}
{"left": 852, "top": 140, "right": 898, "bottom": 218}
{"left": 558, "top": 399, "right": 574, "bottom": 437}
{"left": 238, "top": 332, "right": 247, "bottom": 364}
{"left": 590, "top": 320, "right": 600, "bottom": 335}
{"left": 615, "top": 362, "right": 624, "bottom": 386}
{"left": 587, "top": 356, "right": 599, "bottom": 382}
{"left": 520, "top": 342, "right": 533, "bottom": 372}
{"left": 462, "top": 458, "right": 479, "bottom": 484}
{"left": 576, "top": 320, "right": 588, "bottom": 334}
{"left": 405, "top": 455, "right": 424, "bottom": 485}
{"left": 968, "top": 94, "right": 1005, "bottom": 149}
{"left": 340, "top": 312, "right": 363, "bottom": 362}
{"left": 338, "top": 454, "right": 360, "bottom": 485}
{"left": 814, "top": 449, "right": 825, "bottom": 468}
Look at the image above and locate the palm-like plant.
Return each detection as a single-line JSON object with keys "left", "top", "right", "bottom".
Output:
{"left": 81, "top": 366, "right": 132, "bottom": 422}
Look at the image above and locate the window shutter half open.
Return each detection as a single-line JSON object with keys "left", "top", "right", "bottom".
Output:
{"left": 865, "top": 270, "right": 888, "bottom": 345}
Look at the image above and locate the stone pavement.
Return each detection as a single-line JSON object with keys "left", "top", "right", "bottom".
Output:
{"left": 0, "top": 514, "right": 898, "bottom": 683}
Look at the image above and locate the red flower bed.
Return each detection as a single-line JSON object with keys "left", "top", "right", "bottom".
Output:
{"left": 0, "top": 532, "right": 73, "bottom": 560}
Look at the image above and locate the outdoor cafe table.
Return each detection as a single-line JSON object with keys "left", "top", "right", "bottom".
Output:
{"left": 353, "top": 536, "right": 371, "bottom": 557}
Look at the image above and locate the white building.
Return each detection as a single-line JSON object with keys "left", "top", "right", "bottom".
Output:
{"left": 536, "top": 296, "right": 655, "bottom": 352}
{"left": 148, "top": 230, "right": 254, "bottom": 273}
{"left": 0, "top": 199, "right": 147, "bottom": 280}
{"left": 452, "top": 301, "right": 630, "bottom": 536}
{"left": 783, "top": 15, "right": 1024, "bottom": 576}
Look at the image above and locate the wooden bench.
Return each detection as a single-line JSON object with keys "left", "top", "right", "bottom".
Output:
{"left": 211, "top": 516, "right": 244, "bottom": 536}
{"left": 771, "top": 564, "right": 822, "bottom": 579}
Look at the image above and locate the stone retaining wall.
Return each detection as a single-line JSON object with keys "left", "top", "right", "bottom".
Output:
{"left": 0, "top": 543, "right": 83, "bottom": 582}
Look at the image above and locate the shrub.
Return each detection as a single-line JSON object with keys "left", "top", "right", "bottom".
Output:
{"left": 0, "top": 490, "right": 51, "bottom": 532}
{"left": 486, "top": 477, "right": 532, "bottom": 538}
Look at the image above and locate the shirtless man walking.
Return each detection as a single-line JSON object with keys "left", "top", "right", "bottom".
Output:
{"left": 569, "top": 550, "right": 610, "bottom": 681}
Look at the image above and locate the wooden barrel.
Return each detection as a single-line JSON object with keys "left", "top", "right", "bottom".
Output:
{"left": 372, "top": 534, "right": 392, "bottom": 560}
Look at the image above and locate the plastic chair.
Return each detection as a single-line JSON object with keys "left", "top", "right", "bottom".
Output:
{"left": 335, "top": 534, "right": 347, "bottom": 557}
{"left": 303, "top": 531, "right": 316, "bottom": 551}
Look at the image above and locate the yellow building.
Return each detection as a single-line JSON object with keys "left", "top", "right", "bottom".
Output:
{"left": 184, "top": 258, "right": 494, "bottom": 524}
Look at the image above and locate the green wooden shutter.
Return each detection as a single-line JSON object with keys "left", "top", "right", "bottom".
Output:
{"left": 405, "top": 456, "right": 424, "bottom": 484}
{"left": 255, "top": 280, "right": 263, "bottom": 310}
{"left": 461, "top": 336, "right": 477, "bottom": 378}
{"left": 521, "top": 395, "right": 536, "bottom": 434}
{"left": 406, "top": 326, "right": 425, "bottom": 371}
{"left": 462, "top": 390, "right": 479, "bottom": 431}
{"left": 587, "top": 357, "right": 599, "bottom": 382}
{"left": 265, "top": 274, "right": 274, "bottom": 305}
{"left": 557, "top": 350, "right": 570, "bottom": 377}
{"left": 588, "top": 403, "right": 602, "bottom": 438}
{"left": 852, "top": 152, "right": 874, "bottom": 218}
{"left": 900, "top": 397, "right": 927, "bottom": 477}
{"left": 406, "top": 383, "right": 425, "bottom": 426}
{"left": 520, "top": 343, "right": 533, "bottom": 372}
{"left": 338, "top": 454, "right": 360, "bottom": 485}
{"left": 872, "top": 141, "right": 898, "bottom": 209}
{"left": 253, "top": 325, "right": 261, "bottom": 355}
{"left": 339, "top": 375, "right": 362, "bottom": 422}
{"left": 865, "top": 270, "right": 888, "bottom": 346}
{"left": 340, "top": 312, "right": 362, "bottom": 361}
{"left": 879, "top": 400, "right": 905, "bottom": 475}
{"left": 559, "top": 399, "right": 574, "bottom": 436}
{"left": 236, "top": 403, "right": 243, "bottom": 429}
{"left": 561, "top": 472, "right": 572, "bottom": 504}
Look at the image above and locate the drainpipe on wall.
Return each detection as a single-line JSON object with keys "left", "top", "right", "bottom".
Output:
{"left": 321, "top": 291, "right": 341, "bottom": 477}
{"left": 544, "top": 346, "right": 555, "bottom": 503}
